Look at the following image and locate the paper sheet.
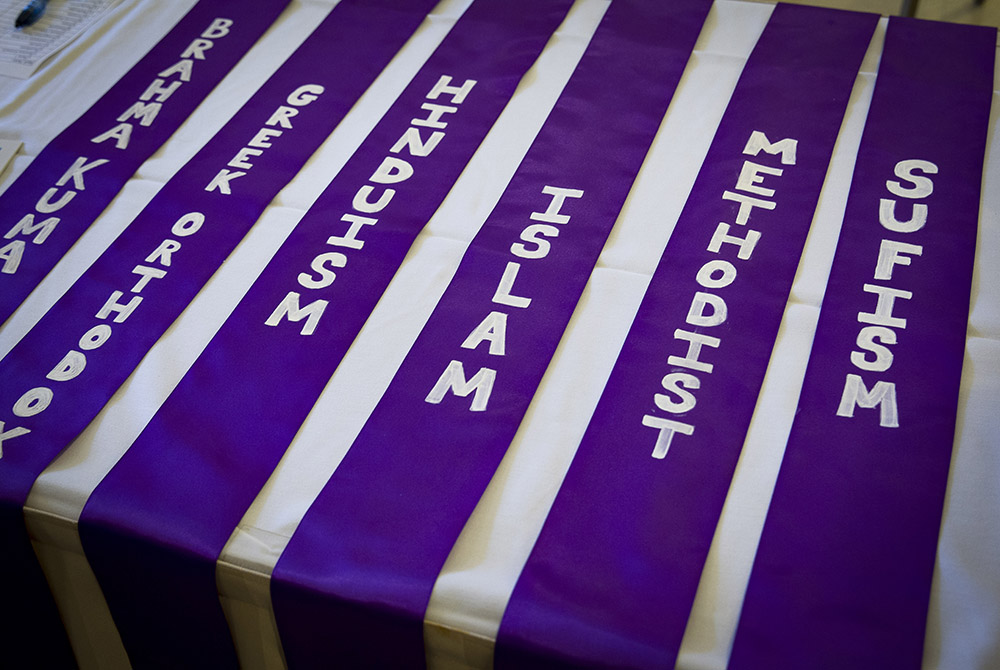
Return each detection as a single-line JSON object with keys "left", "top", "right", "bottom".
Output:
{"left": 0, "top": 0, "right": 119, "bottom": 78}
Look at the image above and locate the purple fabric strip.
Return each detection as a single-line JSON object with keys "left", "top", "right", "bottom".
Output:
{"left": 0, "top": 0, "right": 290, "bottom": 325}
{"left": 494, "top": 5, "right": 879, "bottom": 668}
{"left": 77, "top": 0, "right": 571, "bottom": 667}
{"left": 0, "top": 0, "right": 438, "bottom": 665}
{"left": 729, "top": 17, "right": 995, "bottom": 670}
{"left": 269, "top": 1, "right": 712, "bottom": 667}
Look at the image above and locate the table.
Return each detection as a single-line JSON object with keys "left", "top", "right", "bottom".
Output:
{"left": 1, "top": 1, "right": 997, "bottom": 668}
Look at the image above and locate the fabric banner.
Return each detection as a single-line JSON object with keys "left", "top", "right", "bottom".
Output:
{"left": 493, "top": 5, "right": 879, "bottom": 668}
{"left": 729, "top": 17, "right": 996, "bottom": 670}
{"left": 269, "top": 1, "right": 713, "bottom": 667}
{"left": 0, "top": 0, "right": 290, "bottom": 325}
{"left": 76, "top": 0, "right": 573, "bottom": 667}
{"left": 0, "top": 0, "right": 438, "bottom": 665}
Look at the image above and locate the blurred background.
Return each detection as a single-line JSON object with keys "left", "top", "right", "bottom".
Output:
{"left": 747, "top": 0, "right": 998, "bottom": 25}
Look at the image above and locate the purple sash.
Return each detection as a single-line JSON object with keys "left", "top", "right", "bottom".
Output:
{"left": 0, "top": 0, "right": 290, "bottom": 325}
{"left": 729, "top": 17, "right": 995, "bottom": 670}
{"left": 0, "top": 0, "right": 438, "bottom": 665}
{"left": 77, "top": 0, "right": 572, "bottom": 666}
{"left": 494, "top": 5, "right": 879, "bottom": 668}
{"left": 270, "top": 1, "right": 712, "bottom": 666}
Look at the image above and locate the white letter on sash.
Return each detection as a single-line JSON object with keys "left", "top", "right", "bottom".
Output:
{"left": 743, "top": 130, "right": 798, "bottom": 165}
{"left": 875, "top": 239, "right": 923, "bottom": 280}
{"left": 851, "top": 326, "right": 896, "bottom": 372}
{"left": 642, "top": 415, "right": 695, "bottom": 459}
{"left": 171, "top": 212, "right": 205, "bottom": 237}
{"left": 140, "top": 78, "right": 182, "bottom": 103}
{"left": 879, "top": 199, "right": 928, "bottom": 234}
{"left": 511, "top": 224, "right": 559, "bottom": 260}
{"left": 859, "top": 284, "right": 912, "bottom": 329}
{"left": 529, "top": 186, "right": 584, "bottom": 225}
{"left": 205, "top": 169, "right": 246, "bottom": 195}
{"left": 669, "top": 329, "right": 721, "bottom": 374}
{"left": 461, "top": 311, "right": 508, "bottom": 356}
{"left": 131, "top": 264, "right": 167, "bottom": 293}
{"left": 118, "top": 101, "right": 163, "bottom": 127}
{"left": 146, "top": 239, "right": 182, "bottom": 266}
{"left": 91, "top": 124, "right": 133, "bottom": 149}
{"left": 249, "top": 128, "right": 282, "bottom": 149}
{"left": 79, "top": 324, "right": 112, "bottom": 350}
{"left": 266, "top": 106, "right": 298, "bottom": 129}
{"left": 328, "top": 214, "right": 377, "bottom": 250}
{"left": 492, "top": 262, "right": 531, "bottom": 308}
{"left": 707, "top": 222, "right": 761, "bottom": 260}
{"left": 370, "top": 157, "right": 413, "bottom": 184}
{"left": 57, "top": 156, "right": 109, "bottom": 190}
{"left": 686, "top": 292, "right": 727, "bottom": 328}
{"left": 287, "top": 85, "right": 324, "bottom": 106}
{"left": 14, "top": 387, "right": 53, "bottom": 418}
{"left": 837, "top": 373, "right": 899, "bottom": 427}
{"left": 425, "top": 360, "right": 496, "bottom": 412}
{"left": 654, "top": 372, "right": 700, "bottom": 413}
{"left": 0, "top": 240, "right": 24, "bottom": 274}
{"left": 721, "top": 190, "right": 775, "bottom": 225}
{"left": 0, "top": 421, "right": 31, "bottom": 458}
{"left": 46, "top": 350, "right": 86, "bottom": 382}
{"left": 202, "top": 18, "right": 233, "bottom": 40}
{"left": 411, "top": 103, "right": 457, "bottom": 129}
{"left": 6, "top": 214, "right": 59, "bottom": 244}
{"left": 97, "top": 291, "right": 142, "bottom": 323}
{"left": 427, "top": 75, "right": 477, "bottom": 104}
{"left": 298, "top": 252, "right": 347, "bottom": 290}
{"left": 265, "top": 292, "right": 328, "bottom": 335}
{"left": 158, "top": 59, "right": 194, "bottom": 82}
{"left": 180, "top": 40, "right": 212, "bottom": 61}
{"left": 352, "top": 185, "right": 394, "bottom": 213}
{"left": 887, "top": 159, "right": 937, "bottom": 199}
{"left": 35, "top": 187, "right": 75, "bottom": 213}
{"left": 735, "top": 161, "right": 782, "bottom": 197}
{"left": 228, "top": 147, "right": 262, "bottom": 170}
{"left": 390, "top": 127, "right": 444, "bottom": 157}
{"left": 696, "top": 259, "right": 737, "bottom": 289}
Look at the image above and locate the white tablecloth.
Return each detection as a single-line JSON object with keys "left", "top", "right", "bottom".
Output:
{"left": 1, "top": 1, "right": 997, "bottom": 668}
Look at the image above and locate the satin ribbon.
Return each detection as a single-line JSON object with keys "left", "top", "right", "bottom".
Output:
{"left": 78, "top": 0, "right": 572, "bottom": 666}
{"left": 729, "top": 17, "right": 995, "bottom": 670}
{"left": 0, "top": 0, "right": 439, "bottom": 665}
{"left": 269, "top": 1, "right": 712, "bottom": 666}
{"left": 494, "top": 5, "right": 879, "bottom": 668}
{"left": 0, "top": 0, "right": 290, "bottom": 325}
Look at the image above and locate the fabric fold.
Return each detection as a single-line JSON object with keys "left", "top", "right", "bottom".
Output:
{"left": 269, "top": 0, "right": 713, "bottom": 667}
{"left": 0, "top": 0, "right": 439, "bottom": 665}
{"left": 494, "top": 5, "right": 879, "bottom": 668}
{"left": 729, "top": 16, "right": 996, "bottom": 670}
{"left": 77, "top": 0, "right": 572, "bottom": 666}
